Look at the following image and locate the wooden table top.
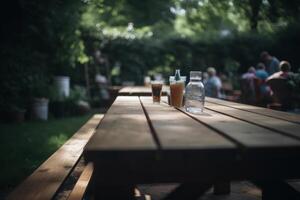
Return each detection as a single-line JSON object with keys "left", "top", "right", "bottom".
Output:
{"left": 119, "top": 86, "right": 169, "bottom": 96}
{"left": 84, "top": 94, "right": 300, "bottom": 184}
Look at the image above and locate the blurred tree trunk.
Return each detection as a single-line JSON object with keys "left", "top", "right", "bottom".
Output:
{"left": 233, "top": 0, "right": 263, "bottom": 31}
{"left": 84, "top": 63, "right": 90, "bottom": 98}
{"left": 249, "top": 0, "right": 263, "bottom": 31}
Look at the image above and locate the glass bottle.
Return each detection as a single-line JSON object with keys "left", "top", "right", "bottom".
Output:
{"left": 185, "top": 71, "right": 205, "bottom": 114}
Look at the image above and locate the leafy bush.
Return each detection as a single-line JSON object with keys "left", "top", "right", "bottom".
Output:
{"left": 86, "top": 24, "right": 299, "bottom": 86}
{"left": 49, "top": 85, "right": 89, "bottom": 118}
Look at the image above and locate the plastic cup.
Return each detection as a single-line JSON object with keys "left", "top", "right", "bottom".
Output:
{"left": 169, "top": 78, "right": 185, "bottom": 107}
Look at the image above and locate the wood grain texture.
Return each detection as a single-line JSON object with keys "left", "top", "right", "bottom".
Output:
{"left": 118, "top": 86, "right": 169, "bottom": 96}
{"left": 118, "top": 86, "right": 133, "bottom": 95}
{"left": 67, "top": 163, "right": 94, "bottom": 200}
{"left": 179, "top": 106, "right": 300, "bottom": 149}
{"left": 7, "top": 114, "right": 104, "bottom": 200}
{"left": 206, "top": 97, "right": 300, "bottom": 124}
{"left": 204, "top": 102, "right": 300, "bottom": 140}
{"left": 85, "top": 96, "right": 156, "bottom": 152}
{"left": 86, "top": 97, "right": 237, "bottom": 184}
{"left": 140, "top": 97, "right": 235, "bottom": 150}
{"left": 84, "top": 97, "right": 160, "bottom": 185}
{"left": 178, "top": 104, "right": 300, "bottom": 180}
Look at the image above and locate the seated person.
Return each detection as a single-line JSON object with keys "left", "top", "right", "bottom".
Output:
{"left": 242, "top": 66, "right": 256, "bottom": 79}
{"left": 205, "top": 67, "right": 222, "bottom": 98}
{"left": 267, "top": 61, "right": 293, "bottom": 80}
{"left": 266, "top": 61, "right": 295, "bottom": 110}
{"left": 255, "top": 63, "right": 271, "bottom": 98}
{"left": 255, "top": 63, "right": 269, "bottom": 80}
{"left": 241, "top": 67, "right": 257, "bottom": 103}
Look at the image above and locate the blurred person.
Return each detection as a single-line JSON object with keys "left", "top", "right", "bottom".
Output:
{"left": 205, "top": 67, "right": 222, "bottom": 98}
{"left": 267, "top": 61, "right": 293, "bottom": 80}
{"left": 266, "top": 61, "right": 295, "bottom": 110}
{"left": 240, "top": 67, "right": 256, "bottom": 103}
{"left": 260, "top": 51, "right": 280, "bottom": 75}
{"left": 255, "top": 62, "right": 269, "bottom": 80}
{"left": 255, "top": 63, "right": 271, "bottom": 100}
{"left": 242, "top": 66, "right": 256, "bottom": 79}
{"left": 202, "top": 72, "right": 209, "bottom": 85}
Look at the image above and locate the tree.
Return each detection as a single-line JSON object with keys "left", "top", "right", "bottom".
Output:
{"left": 90, "top": 0, "right": 176, "bottom": 27}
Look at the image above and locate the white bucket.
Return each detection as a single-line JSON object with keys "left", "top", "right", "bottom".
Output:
{"left": 32, "top": 98, "right": 49, "bottom": 120}
{"left": 54, "top": 76, "right": 70, "bottom": 99}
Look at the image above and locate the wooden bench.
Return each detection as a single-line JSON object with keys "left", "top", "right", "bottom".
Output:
{"left": 7, "top": 114, "right": 104, "bottom": 200}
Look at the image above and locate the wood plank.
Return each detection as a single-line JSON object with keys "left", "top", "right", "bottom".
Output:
{"left": 7, "top": 114, "right": 104, "bottom": 200}
{"left": 206, "top": 97, "right": 300, "bottom": 124}
{"left": 85, "top": 96, "right": 156, "bottom": 151}
{"left": 131, "top": 86, "right": 152, "bottom": 95}
{"left": 204, "top": 102, "right": 300, "bottom": 140}
{"left": 84, "top": 96, "right": 159, "bottom": 184}
{"left": 118, "top": 87, "right": 133, "bottom": 95}
{"left": 178, "top": 106, "right": 300, "bottom": 149}
{"left": 67, "top": 163, "right": 94, "bottom": 200}
{"left": 178, "top": 105, "right": 300, "bottom": 180}
{"left": 118, "top": 86, "right": 169, "bottom": 96}
{"left": 139, "top": 97, "right": 239, "bottom": 182}
{"left": 86, "top": 96, "right": 237, "bottom": 184}
{"left": 140, "top": 97, "right": 236, "bottom": 150}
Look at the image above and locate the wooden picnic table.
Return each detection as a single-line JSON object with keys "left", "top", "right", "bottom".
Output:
{"left": 85, "top": 87, "right": 300, "bottom": 200}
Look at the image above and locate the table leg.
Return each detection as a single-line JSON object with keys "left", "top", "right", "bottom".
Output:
{"left": 214, "top": 181, "right": 231, "bottom": 195}
{"left": 93, "top": 184, "right": 135, "bottom": 200}
{"left": 253, "top": 180, "right": 300, "bottom": 200}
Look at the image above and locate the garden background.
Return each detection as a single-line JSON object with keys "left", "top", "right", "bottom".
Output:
{"left": 1, "top": 0, "right": 300, "bottom": 113}
{"left": 1, "top": 0, "right": 300, "bottom": 194}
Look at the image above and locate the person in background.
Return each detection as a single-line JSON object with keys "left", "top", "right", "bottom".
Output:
{"left": 240, "top": 66, "right": 257, "bottom": 103}
{"left": 255, "top": 62, "right": 269, "bottom": 80}
{"left": 255, "top": 62, "right": 271, "bottom": 99}
{"left": 202, "top": 72, "right": 209, "bottom": 85}
{"left": 260, "top": 51, "right": 280, "bottom": 75}
{"left": 267, "top": 61, "right": 293, "bottom": 80}
{"left": 205, "top": 67, "right": 222, "bottom": 98}
{"left": 242, "top": 66, "right": 256, "bottom": 79}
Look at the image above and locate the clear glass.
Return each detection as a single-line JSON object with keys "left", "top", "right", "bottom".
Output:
{"left": 151, "top": 81, "right": 163, "bottom": 103}
{"left": 185, "top": 71, "right": 205, "bottom": 114}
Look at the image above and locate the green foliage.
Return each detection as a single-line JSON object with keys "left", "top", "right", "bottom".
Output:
{"left": 97, "top": 37, "right": 165, "bottom": 84}
{"left": 49, "top": 85, "right": 89, "bottom": 118}
{"left": 0, "top": 114, "right": 93, "bottom": 189}
{"left": 0, "top": 0, "right": 88, "bottom": 111}
{"left": 1, "top": 0, "right": 300, "bottom": 111}
{"left": 69, "top": 85, "right": 89, "bottom": 102}
{"left": 91, "top": 0, "right": 175, "bottom": 27}
{"left": 85, "top": 24, "right": 300, "bottom": 85}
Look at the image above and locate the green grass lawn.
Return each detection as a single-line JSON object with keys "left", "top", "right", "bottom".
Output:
{"left": 0, "top": 114, "right": 93, "bottom": 190}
